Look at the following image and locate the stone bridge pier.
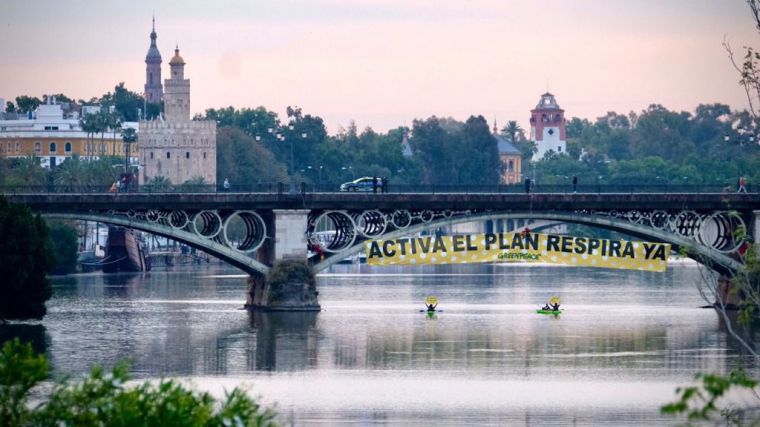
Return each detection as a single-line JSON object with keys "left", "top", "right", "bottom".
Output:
{"left": 246, "top": 209, "right": 320, "bottom": 311}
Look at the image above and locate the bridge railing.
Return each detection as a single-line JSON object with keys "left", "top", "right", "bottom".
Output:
{"left": 0, "top": 183, "right": 755, "bottom": 194}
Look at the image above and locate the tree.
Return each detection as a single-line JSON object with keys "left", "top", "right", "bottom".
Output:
{"left": 411, "top": 116, "right": 454, "bottom": 184}
{"left": 46, "top": 220, "right": 79, "bottom": 275}
{"left": 724, "top": 0, "right": 760, "bottom": 121}
{"left": 0, "top": 339, "right": 278, "bottom": 426}
{"left": 121, "top": 127, "right": 137, "bottom": 174}
{"left": 0, "top": 197, "right": 53, "bottom": 321}
{"left": 14, "top": 96, "right": 41, "bottom": 114}
{"left": 501, "top": 120, "right": 524, "bottom": 145}
{"left": 5, "top": 157, "right": 47, "bottom": 188}
{"left": 455, "top": 115, "right": 500, "bottom": 184}
{"left": 143, "top": 176, "right": 172, "bottom": 192}
{"left": 216, "top": 127, "right": 288, "bottom": 188}
{"left": 5, "top": 102, "right": 15, "bottom": 113}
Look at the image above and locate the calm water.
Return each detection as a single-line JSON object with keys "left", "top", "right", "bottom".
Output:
{"left": 3, "top": 262, "right": 758, "bottom": 426}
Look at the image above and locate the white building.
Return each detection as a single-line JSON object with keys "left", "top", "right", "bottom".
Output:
{"left": 0, "top": 97, "right": 138, "bottom": 168}
{"left": 529, "top": 93, "right": 567, "bottom": 161}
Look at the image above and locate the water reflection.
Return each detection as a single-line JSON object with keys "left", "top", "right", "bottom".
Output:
{"left": 35, "top": 264, "right": 760, "bottom": 424}
{"left": 247, "top": 311, "right": 319, "bottom": 371}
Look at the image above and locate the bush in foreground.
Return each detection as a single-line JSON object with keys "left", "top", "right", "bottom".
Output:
{"left": 0, "top": 338, "right": 277, "bottom": 427}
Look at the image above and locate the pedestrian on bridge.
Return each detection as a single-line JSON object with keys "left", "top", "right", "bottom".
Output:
{"left": 525, "top": 177, "right": 531, "bottom": 194}
{"left": 738, "top": 176, "right": 747, "bottom": 193}
{"left": 572, "top": 176, "right": 578, "bottom": 193}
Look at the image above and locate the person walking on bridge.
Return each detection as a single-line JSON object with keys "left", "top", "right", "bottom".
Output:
{"left": 738, "top": 176, "right": 747, "bottom": 193}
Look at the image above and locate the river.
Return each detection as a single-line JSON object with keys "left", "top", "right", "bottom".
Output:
{"left": 3, "top": 262, "right": 758, "bottom": 426}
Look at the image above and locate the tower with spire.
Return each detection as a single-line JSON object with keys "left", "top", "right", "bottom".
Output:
{"left": 144, "top": 17, "right": 163, "bottom": 103}
{"left": 139, "top": 42, "right": 216, "bottom": 186}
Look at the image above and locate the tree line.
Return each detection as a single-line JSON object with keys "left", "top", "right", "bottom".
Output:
{"left": 204, "top": 102, "right": 759, "bottom": 191}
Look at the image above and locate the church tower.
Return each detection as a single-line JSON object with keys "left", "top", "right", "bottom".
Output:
{"left": 529, "top": 93, "right": 566, "bottom": 161}
{"left": 144, "top": 17, "right": 163, "bottom": 103}
{"left": 163, "top": 46, "right": 191, "bottom": 122}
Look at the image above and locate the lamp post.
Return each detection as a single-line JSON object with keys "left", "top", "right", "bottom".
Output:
{"left": 307, "top": 165, "right": 323, "bottom": 188}
{"left": 121, "top": 127, "right": 137, "bottom": 186}
{"left": 278, "top": 127, "right": 306, "bottom": 194}
{"left": 342, "top": 166, "right": 354, "bottom": 180}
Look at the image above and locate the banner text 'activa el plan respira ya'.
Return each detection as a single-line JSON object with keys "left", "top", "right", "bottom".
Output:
{"left": 365, "top": 232, "right": 671, "bottom": 272}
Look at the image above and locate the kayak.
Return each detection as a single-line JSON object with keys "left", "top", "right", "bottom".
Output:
{"left": 536, "top": 309, "right": 563, "bottom": 315}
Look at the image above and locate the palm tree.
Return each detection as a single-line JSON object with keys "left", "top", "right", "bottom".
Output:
{"left": 7, "top": 157, "right": 47, "bottom": 189}
{"left": 502, "top": 120, "right": 524, "bottom": 144}
{"left": 121, "top": 127, "right": 137, "bottom": 173}
{"left": 107, "top": 112, "right": 122, "bottom": 156}
{"left": 79, "top": 112, "right": 103, "bottom": 159}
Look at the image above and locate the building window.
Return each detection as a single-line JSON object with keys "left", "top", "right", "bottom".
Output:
{"left": 557, "top": 146, "right": 562, "bottom": 152}
{"left": 167, "top": 152, "right": 171, "bottom": 159}
{"left": 50, "top": 142, "right": 57, "bottom": 153}
{"left": 15, "top": 143, "right": 19, "bottom": 153}
{"left": 65, "top": 142, "right": 71, "bottom": 152}
{"left": 508, "top": 160, "right": 514, "bottom": 172}
{"left": 203, "top": 152, "right": 207, "bottom": 159}
{"left": 185, "top": 152, "right": 190, "bottom": 159}
{"left": 150, "top": 152, "right": 154, "bottom": 159}
{"left": 35, "top": 142, "right": 41, "bottom": 154}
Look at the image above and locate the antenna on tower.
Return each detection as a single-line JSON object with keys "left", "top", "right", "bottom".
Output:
{"left": 152, "top": 14, "right": 155, "bottom": 31}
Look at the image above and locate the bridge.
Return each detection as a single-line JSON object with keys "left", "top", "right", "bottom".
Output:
{"left": 4, "top": 191, "right": 759, "bottom": 309}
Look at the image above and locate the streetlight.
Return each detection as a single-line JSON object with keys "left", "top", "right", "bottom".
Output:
{"left": 307, "top": 165, "right": 323, "bottom": 188}
{"left": 342, "top": 166, "right": 354, "bottom": 180}
{"left": 279, "top": 129, "right": 307, "bottom": 194}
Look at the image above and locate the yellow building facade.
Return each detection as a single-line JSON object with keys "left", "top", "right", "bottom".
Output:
{"left": 0, "top": 102, "right": 138, "bottom": 168}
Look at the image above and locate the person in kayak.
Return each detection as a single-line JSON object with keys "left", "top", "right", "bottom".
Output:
{"left": 426, "top": 303, "right": 437, "bottom": 312}
{"left": 541, "top": 303, "right": 551, "bottom": 310}
{"left": 551, "top": 302, "right": 560, "bottom": 311}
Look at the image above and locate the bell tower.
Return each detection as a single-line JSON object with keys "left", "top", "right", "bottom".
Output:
{"left": 529, "top": 93, "right": 566, "bottom": 161}
{"left": 163, "top": 46, "right": 190, "bottom": 122}
{"left": 144, "top": 16, "right": 163, "bottom": 103}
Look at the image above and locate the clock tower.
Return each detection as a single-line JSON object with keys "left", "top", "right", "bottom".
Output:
{"left": 529, "top": 93, "right": 566, "bottom": 161}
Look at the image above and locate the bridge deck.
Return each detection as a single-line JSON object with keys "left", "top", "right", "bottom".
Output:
{"left": 5, "top": 192, "right": 759, "bottom": 212}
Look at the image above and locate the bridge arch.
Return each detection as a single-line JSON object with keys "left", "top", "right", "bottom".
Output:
{"left": 47, "top": 212, "right": 270, "bottom": 276}
{"left": 313, "top": 211, "right": 744, "bottom": 275}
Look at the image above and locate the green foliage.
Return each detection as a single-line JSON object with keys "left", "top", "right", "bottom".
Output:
{"left": 0, "top": 338, "right": 277, "bottom": 427}
{"left": 14, "top": 96, "right": 41, "bottom": 114}
{"left": 46, "top": 220, "right": 79, "bottom": 275}
{"left": 0, "top": 197, "right": 53, "bottom": 321}
{"left": 143, "top": 176, "right": 172, "bottom": 192}
{"left": 4, "top": 157, "right": 47, "bottom": 188}
{"left": 661, "top": 370, "right": 759, "bottom": 424}
{"left": 215, "top": 127, "right": 288, "bottom": 187}
{"left": 0, "top": 338, "right": 49, "bottom": 427}
{"left": 266, "top": 261, "right": 316, "bottom": 303}
{"left": 52, "top": 156, "right": 122, "bottom": 191}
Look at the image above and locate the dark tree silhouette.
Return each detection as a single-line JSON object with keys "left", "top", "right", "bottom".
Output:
{"left": 0, "top": 197, "right": 53, "bottom": 321}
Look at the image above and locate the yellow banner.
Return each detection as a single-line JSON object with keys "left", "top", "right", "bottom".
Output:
{"left": 365, "top": 232, "right": 670, "bottom": 272}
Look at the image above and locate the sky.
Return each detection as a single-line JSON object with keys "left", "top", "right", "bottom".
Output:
{"left": 0, "top": 0, "right": 756, "bottom": 133}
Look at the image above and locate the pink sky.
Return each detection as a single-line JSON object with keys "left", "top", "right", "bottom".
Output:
{"left": 0, "top": 0, "right": 755, "bottom": 133}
